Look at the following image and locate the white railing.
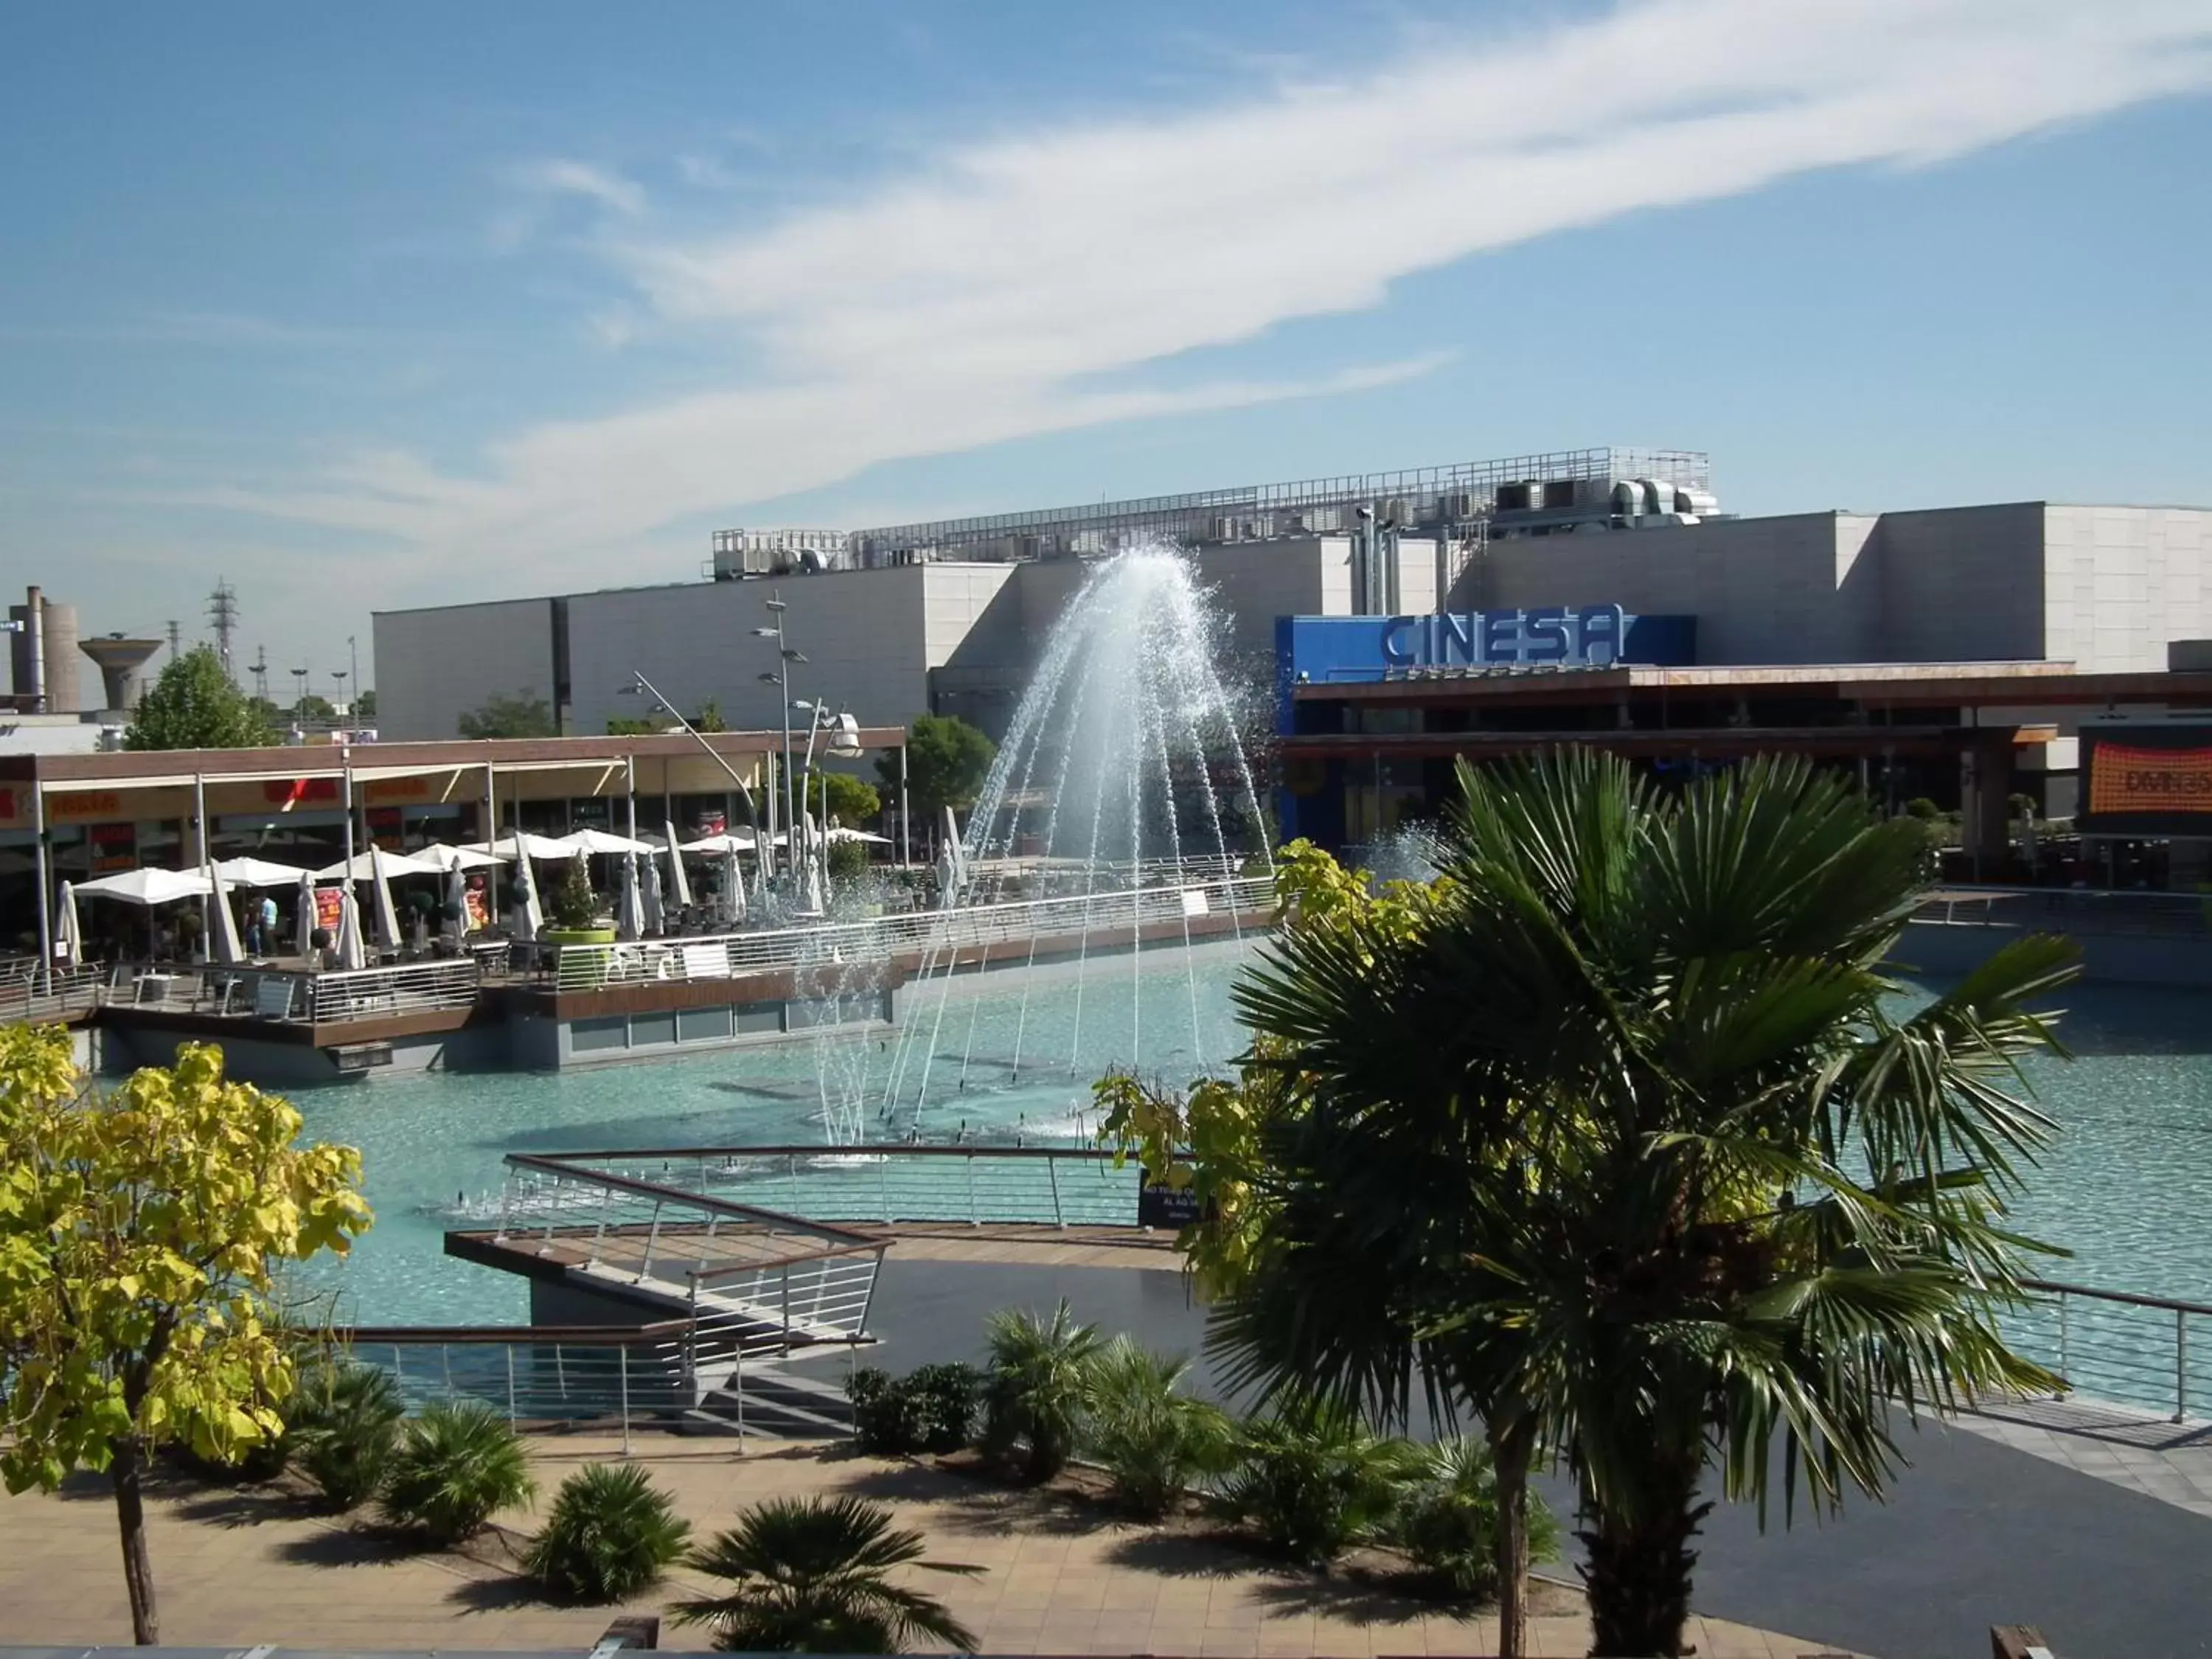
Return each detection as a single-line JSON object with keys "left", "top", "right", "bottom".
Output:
{"left": 552, "top": 872, "right": 1276, "bottom": 992}
{"left": 104, "top": 957, "right": 484, "bottom": 1023}
{"left": 0, "top": 962, "right": 106, "bottom": 1023}
{"left": 300, "top": 957, "right": 482, "bottom": 1022}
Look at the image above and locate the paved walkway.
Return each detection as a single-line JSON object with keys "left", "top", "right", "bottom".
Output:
{"left": 1953, "top": 1393, "right": 2212, "bottom": 1518}
{"left": 0, "top": 1436, "right": 1851, "bottom": 1657}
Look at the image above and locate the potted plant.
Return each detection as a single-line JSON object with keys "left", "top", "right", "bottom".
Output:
{"left": 540, "top": 855, "right": 616, "bottom": 962}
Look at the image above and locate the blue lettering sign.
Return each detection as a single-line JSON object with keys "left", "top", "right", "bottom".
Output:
{"left": 1437, "top": 612, "right": 1478, "bottom": 665}
{"left": 1576, "top": 604, "right": 1625, "bottom": 666}
{"left": 1368, "top": 603, "right": 1652, "bottom": 669}
{"left": 1482, "top": 611, "right": 1523, "bottom": 661}
{"left": 1523, "top": 605, "right": 1568, "bottom": 662}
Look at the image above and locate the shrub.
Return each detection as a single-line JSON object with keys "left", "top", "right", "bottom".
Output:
{"left": 1386, "top": 1437, "right": 1561, "bottom": 1600}
{"left": 1903, "top": 796, "right": 1941, "bottom": 820}
{"left": 523, "top": 1463, "right": 692, "bottom": 1604}
{"left": 550, "top": 855, "right": 598, "bottom": 931}
{"left": 1217, "top": 1401, "right": 1421, "bottom": 1568}
{"left": 1080, "top": 1338, "right": 1234, "bottom": 1517}
{"left": 846, "top": 1362, "right": 981, "bottom": 1455}
{"left": 671, "top": 1494, "right": 981, "bottom": 1654}
{"left": 288, "top": 1361, "right": 404, "bottom": 1511}
{"left": 981, "top": 1302, "right": 1102, "bottom": 1483}
{"left": 380, "top": 1400, "right": 535, "bottom": 1545}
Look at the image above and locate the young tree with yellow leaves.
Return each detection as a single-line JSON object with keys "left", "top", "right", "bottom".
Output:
{"left": 0, "top": 1029, "right": 372, "bottom": 1645}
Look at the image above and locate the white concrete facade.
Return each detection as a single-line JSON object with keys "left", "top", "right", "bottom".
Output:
{"left": 372, "top": 502, "right": 2212, "bottom": 741}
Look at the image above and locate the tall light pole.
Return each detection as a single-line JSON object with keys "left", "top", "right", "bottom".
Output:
{"left": 619, "top": 670, "right": 770, "bottom": 877}
{"left": 289, "top": 666, "right": 307, "bottom": 725}
{"left": 751, "top": 591, "right": 807, "bottom": 886}
{"left": 348, "top": 634, "right": 359, "bottom": 709}
{"left": 331, "top": 668, "right": 348, "bottom": 717}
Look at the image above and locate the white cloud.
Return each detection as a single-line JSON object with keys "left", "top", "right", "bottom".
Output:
{"left": 209, "top": 0, "right": 2212, "bottom": 601}
{"left": 515, "top": 158, "right": 647, "bottom": 218}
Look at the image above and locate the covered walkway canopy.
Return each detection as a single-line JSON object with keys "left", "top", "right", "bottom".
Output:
{"left": 0, "top": 725, "right": 908, "bottom": 979}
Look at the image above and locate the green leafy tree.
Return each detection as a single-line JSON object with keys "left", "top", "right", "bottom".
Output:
{"left": 671, "top": 1494, "right": 981, "bottom": 1653}
{"left": 122, "top": 646, "right": 275, "bottom": 751}
{"left": 549, "top": 855, "right": 599, "bottom": 931}
{"left": 0, "top": 1032, "right": 372, "bottom": 1644}
{"left": 457, "top": 689, "right": 557, "bottom": 740}
{"left": 605, "top": 715, "right": 674, "bottom": 736}
{"left": 877, "top": 714, "right": 995, "bottom": 825}
{"left": 293, "top": 693, "right": 337, "bottom": 722}
{"left": 694, "top": 697, "right": 728, "bottom": 734}
{"left": 813, "top": 771, "right": 881, "bottom": 827}
{"left": 353, "top": 688, "right": 377, "bottom": 721}
{"left": 1134, "top": 752, "right": 2075, "bottom": 1658}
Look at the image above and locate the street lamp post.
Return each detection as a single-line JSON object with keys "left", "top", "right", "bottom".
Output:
{"left": 619, "top": 670, "right": 770, "bottom": 879}
{"left": 751, "top": 592, "right": 809, "bottom": 894}
{"left": 331, "top": 669, "right": 348, "bottom": 720}
{"left": 289, "top": 666, "right": 307, "bottom": 726}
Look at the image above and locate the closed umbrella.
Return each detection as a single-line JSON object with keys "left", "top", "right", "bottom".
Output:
{"left": 335, "top": 888, "right": 367, "bottom": 971}
{"left": 641, "top": 852, "right": 664, "bottom": 935}
{"left": 723, "top": 843, "right": 745, "bottom": 926}
{"left": 206, "top": 860, "right": 245, "bottom": 965}
{"left": 616, "top": 853, "right": 643, "bottom": 942}
{"left": 515, "top": 838, "right": 543, "bottom": 938}
{"left": 369, "top": 848, "right": 403, "bottom": 953}
{"left": 445, "top": 865, "right": 467, "bottom": 939}
{"left": 294, "top": 872, "right": 316, "bottom": 960}
{"left": 663, "top": 818, "right": 692, "bottom": 908}
{"left": 55, "top": 881, "right": 82, "bottom": 969}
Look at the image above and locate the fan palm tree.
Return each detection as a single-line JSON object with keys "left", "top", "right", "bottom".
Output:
{"left": 669, "top": 1494, "right": 980, "bottom": 1654}
{"left": 1212, "top": 750, "right": 2075, "bottom": 1658}
{"left": 981, "top": 1301, "right": 1102, "bottom": 1482}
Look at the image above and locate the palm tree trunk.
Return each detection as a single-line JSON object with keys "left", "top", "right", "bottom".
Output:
{"left": 1579, "top": 1453, "right": 1705, "bottom": 1658}
{"left": 110, "top": 1436, "right": 159, "bottom": 1646}
{"left": 1488, "top": 1414, "right": 1537, "bottom": 1659}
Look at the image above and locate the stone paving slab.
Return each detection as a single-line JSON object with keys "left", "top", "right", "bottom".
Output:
{"left": 0, "top": 1435, "right": 1856, "bottom": 1656}
{"left": 1954, "top": 1394, "right": 2212, "bottom": 1519}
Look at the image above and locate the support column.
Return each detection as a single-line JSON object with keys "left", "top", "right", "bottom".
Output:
{"left": 32, "top": 781, "right": 51, "bottom": 995}
{"left": 1961, "top": 731, "right": 2014, "bottom": 879}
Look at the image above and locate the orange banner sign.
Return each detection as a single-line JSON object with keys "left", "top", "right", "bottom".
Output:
{"left": 2090, "top": 743, "right": 2212, "bottom": 816}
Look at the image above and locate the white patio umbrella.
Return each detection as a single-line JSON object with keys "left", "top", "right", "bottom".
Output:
{"left": 514, "top": 839, "right": 544, "bottom": 938}
{"left": 54, "top": 881, "right": 82, "bottom": 968}
{"left": 313, "top": 846, "right": 443, "bottom": 881}
{"left": 205, "top": 860, "right": 245, "bottom": 965}
{"left": 215, "top": 855, "right": 309, "bottom": 889}
{"left": 662, "top": 819, "right": 692, "bottom": 908}
{"left": 75, "top": 867, "right": 214, "bottom": 905}
{"left": 723, "top": 842, "right": 745, "bottom": 925}
{"left": 641, "top": 852, "right": 665, "bottom": 935}
{"left": 467, "top": 830, "right": 574, "bottom": 863}
{"left": 551, "top": 827, "right": 657, "bottom": 857}
{"left": 294, "top": 872, "right": 317, "bottom": 959}
{"left": 368, "top": 851, "right": 404, "bottom": 953}
{"left": 417, "top": 843, "right": 506, "bottom": 872}
{"left": 334, "top": 888, "right": 367, "bottom": 970}
{"left": 681, "top": 831, "right": 758, "bottom": 853}
{"left": 824, "top": 827, "right": 893, "bottom": 844}
{"left": 616, "top": 853, "right": 643, "bottom": 942}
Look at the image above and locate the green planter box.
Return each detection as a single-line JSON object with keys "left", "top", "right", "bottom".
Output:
{"left": 543, "top": 927, "right": 618, "bottom": 988}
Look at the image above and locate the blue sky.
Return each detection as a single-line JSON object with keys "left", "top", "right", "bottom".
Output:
{"left": 4, "top": 0, "right": 2210, "bottom": 691}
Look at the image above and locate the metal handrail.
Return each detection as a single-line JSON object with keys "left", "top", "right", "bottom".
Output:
{"left": 549, "top": 872, "right": 1274, "bottom": 992}
{"left": 2001, "top": 1278, "right": 2212, "bottom": 1424}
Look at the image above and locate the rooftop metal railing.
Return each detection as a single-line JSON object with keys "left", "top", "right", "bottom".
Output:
{"left": 2005, "top": 1279, "right": 2212, "bottom": 1423}
{"left": 1915, "top": 886, "right": 2212, "bottom": 939}
{"left": 549, "top": 872, "right": 1275, "bottom": 992}
{"left": 526, "top": 1144, "right": 1157, "bottom": 1231}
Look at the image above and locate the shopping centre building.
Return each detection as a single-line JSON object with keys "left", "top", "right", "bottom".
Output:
{"left": 374, "top": 445, "right": 2212, "bottom": 861}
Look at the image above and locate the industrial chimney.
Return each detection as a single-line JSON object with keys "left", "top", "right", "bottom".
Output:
{"left": 7, "top": 587, "right": 83, "bottom": 713}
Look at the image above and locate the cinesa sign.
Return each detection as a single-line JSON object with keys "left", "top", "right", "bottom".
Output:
{"left": 1380, "top": 604, "right": 1631, "bottom": 668}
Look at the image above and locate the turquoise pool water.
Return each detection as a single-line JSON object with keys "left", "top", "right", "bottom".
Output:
{"left": 288, "top": 954, "right": 2212, "bottom": 1350}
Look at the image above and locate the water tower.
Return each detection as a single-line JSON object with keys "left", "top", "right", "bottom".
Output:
{"left": 80, "top": 633, "right": 163, "bottom": 712}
